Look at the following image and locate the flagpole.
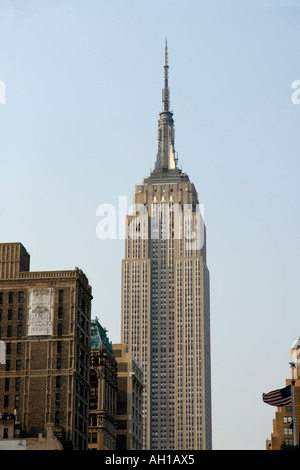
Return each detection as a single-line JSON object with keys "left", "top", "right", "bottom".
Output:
{"left": 292, "top": 378, "right": 297, "bottom": 446}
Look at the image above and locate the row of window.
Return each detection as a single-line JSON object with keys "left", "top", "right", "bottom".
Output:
{"left": 0, "top": 307, "right": 66, "bottom": 324}
{"left": 0, "top": 323, "right": 66, "bottom": 339}
{"left": 0, "top": 291, "right": 24, "bottom": 304}
{"left": 3, "top": 375, "right": 64, "bottom": 392}
{"left": 0, "top": 290, "right": 64, "bottom": 305}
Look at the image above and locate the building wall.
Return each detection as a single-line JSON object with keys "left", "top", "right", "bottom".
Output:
{"left": 0, "top": 243, "right": 92, "bottom": 450}
{"left": 88, "top": 324, "right": 118, "bottom": 451}
{"left": 0, "top": 418, "right": 63, "bottom": 450}
{"left": 121, "top": 179, "right": 211, "bottom": 450}
{"left": 112, "top": 343, "right": 143, "bottom": 450}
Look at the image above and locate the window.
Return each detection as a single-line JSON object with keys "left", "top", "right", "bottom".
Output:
{"left": 57, "top": 341, "right": 62, "bottom": 353}
{"left": 16, "top": 359, "right": 21, "bottom": 371}
{"left": 17, "top": 343, "right": 21, "bottom": 354}
{"left": 59, "top": 290, "right": 64, "bottom": 302}
{"left": 58, "top": 324, "right": 63, "bottom": 336}
{"left": 57, "top": 357, "right": 61, "bottom": 369}
{"left": 4, "top": 395, "right": 9, "bottom": 407}
{"left": 15, "top": 378, "right": 20, "bottom": 391}
{"left": 7, "top": 325, "right": 12, "bottom": 337}
{"left": 18, "top": 292, "right": 24, "bottom": 303}
{"left": 17, "top": 325, "right": 22, "bottom": 338}
{"left": 5, "top": 378, "right": 9, "bottom": 391}
{"left": 14, "top": 395, "right": 20, "bottom": 409}
{"left": 0, "top": 293, "right": 3, "bottom": 304}
{"left": 55, "top": 393, "right": 60, "bottom": 406}
{"left": 18, "top": 308, "right": 23, "bottom": 320}
{"left": 90, "top": 415, "right": 97, "bottom": 426}
{"left": 58, "top": 306, "right": 63, "bottom": 318}
{"left": 6, "top": 343, "right": 11, "bottom": 355}
{"left": 56, "top": 376, "right": 61, "bottom": 388}
{"left": 8, "top": 292, "right": 13, "bottom": 304}
{"left": 8, "top": 309, "right": 12, "bottom": 320}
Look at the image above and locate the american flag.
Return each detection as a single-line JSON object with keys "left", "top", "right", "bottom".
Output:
{"left": 262, "top": 385, "right": 292, "bottom": 407}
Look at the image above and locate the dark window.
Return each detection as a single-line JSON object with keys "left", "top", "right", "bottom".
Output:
{"left": 3, "top": 428, "right": 8, "bottom": 439}
{"left": 58, "top": 324, "right": 62, "bottom": 336}
{"left": 57, "top": 341, "right": 62, "bottom": 353}
{"left": 90, "top": 415, "right": 97, "bottom": 426}
{"left": 58, "top": 290, "right": 64, "bottom": 302}
{"left": 14, "top": 395, "right": 20, "bottom": 408}
{"left": 18, "top": 308, "right": 23, "bottom": 320}
{"left": 6, "top": 343, "right": 11, "bottom": 355}
{"left": 0, "top": 293, "right": 3, "bottom": 304}
{"left": 17, "top": 343, "right": 21, "bottom": 354}
{"left": 58, "top": 306, "right": 63, "bottom": 318}
{"left": 8, "top": 292, "right": 13, "bottom": 304}
{"left": 56, "top": 376, "right": 61, "bottom": 388}
{"left": 55, "top": 411, "right": 60, "bottom": 424}
{"left": 0, "top": 309, "right": 2, "bottom": 320}
{"left": 7, "top": 325, "right": 12, "bottom": 337}
{"left": 16, "top": 359, "right": 21, "bottom": 371}
{"left": 4, "top": 395, "right": 8, "bottom": 408}
{"left": 17, "top": 325, "right": 22, "bottom": 338}
{"left": 18, "top": 292, "right": 24, "bottom": 303}
{"left": 15, "top": 378, "right": 20, "bottom": 391}
{"left": 57, "top": 357, "right": 61, "bottom": 369}
{"left": 8, "top": 309, "right": 12, "bottom": 320}
{"left": 117, "top": 419, "right": 127, "bottom": 430}
{"left": 55, "top": 393, "right": 60, "bottom": 406}
{"left": 4, "top": 378, "right": 9, "bottom": 391}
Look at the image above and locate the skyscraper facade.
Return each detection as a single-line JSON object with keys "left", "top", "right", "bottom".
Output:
{"left": 121, "top": 43, "right": 212, "bottom": 450}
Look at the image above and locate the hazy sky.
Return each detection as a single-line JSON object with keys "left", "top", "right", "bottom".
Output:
{"left": 0, "top": 0, "right": 299, "bottom": 450}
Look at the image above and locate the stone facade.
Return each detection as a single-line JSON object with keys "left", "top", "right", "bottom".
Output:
{"left": 112, "top": 343, "right": 143, "bottom": 450}
{"left": 88, "top": 318, "right": 118, "bottom": 450}
{"left": 0, "top": 242, "right": 92, "bottom": 450}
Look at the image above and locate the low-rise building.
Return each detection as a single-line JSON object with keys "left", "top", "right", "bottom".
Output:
{"left": 0, "top": 414, "right": 62, "bottom": 450}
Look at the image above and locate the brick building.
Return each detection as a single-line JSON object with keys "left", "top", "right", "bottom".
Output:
{"left": 88, "top": 318, "right": 118, "bottom": 450}
{"left": 0, "top": 242, "right": 92, "bottom": 450}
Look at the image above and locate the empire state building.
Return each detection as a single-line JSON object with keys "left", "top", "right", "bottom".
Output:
{"left": 121, "top": 42, "right": 212, "bottom": 450}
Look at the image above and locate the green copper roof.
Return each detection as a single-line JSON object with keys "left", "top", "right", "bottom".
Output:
{"left": 90, "top": 317, "right": 114, "bottom": 357}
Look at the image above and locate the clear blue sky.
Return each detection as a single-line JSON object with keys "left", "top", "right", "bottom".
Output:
{"left": 0, "top": 0, "right": 300, "bottom": 450}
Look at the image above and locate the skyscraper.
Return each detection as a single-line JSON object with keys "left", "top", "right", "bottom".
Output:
{"left": 121, "top": 42, "right": 212, "bottom": 450}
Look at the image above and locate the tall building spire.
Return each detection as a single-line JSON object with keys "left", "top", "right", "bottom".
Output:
{"left": 154, "top": 40, "right": 177, "bottom": 171}
{"left": 163, "top": 38, "right": 170, "bottom": 112}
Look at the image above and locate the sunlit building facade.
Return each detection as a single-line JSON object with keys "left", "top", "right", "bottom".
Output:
{"left": 0, "top": 242, "right": 92, "bottom": 450}
{"left": 121, "top": 43, "right": 212, "bottom": 450}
